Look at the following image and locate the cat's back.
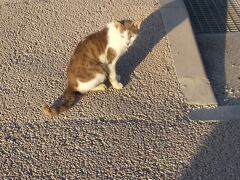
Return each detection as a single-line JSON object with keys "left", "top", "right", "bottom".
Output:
{"left": 74, "top": 28, "right": 108, "bottom": 57}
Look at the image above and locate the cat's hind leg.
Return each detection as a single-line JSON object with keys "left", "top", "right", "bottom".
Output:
{"left": 91, "top": 84, "right": 107, "bottom": 91}
{"left": 76, "top": 73, "right": 106, "bottom": 93}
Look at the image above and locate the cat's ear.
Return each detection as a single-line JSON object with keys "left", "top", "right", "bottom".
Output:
{"left": 114, "top": 20, "right": 123, "bottom": 29}
{"left": 133, "top": 20, "right": 142, "bottom": 29}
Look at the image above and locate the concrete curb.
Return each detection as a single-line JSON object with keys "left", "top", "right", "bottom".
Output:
{"left": 189, "top": 105, "right": 240, "bottom": 121}
{"left": 159, "top": 0, "right": 217, "bottom": 105}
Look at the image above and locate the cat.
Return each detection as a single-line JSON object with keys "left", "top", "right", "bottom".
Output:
{"left": 43, "top": 20, "right": 141, "bottom": 117}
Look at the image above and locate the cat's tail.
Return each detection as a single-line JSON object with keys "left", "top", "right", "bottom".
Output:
{"left": 43, "top": 86, "right": 78, "bottom": 117}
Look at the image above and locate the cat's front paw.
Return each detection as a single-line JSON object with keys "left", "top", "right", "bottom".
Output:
{"left": 112, "top": 81, "right": 123, "bottom": 90}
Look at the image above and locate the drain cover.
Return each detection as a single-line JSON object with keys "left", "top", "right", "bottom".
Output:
{"left": 184, "top": 0, "right": 240, "bottom": 33}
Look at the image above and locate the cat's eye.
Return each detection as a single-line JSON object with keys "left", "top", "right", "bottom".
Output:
{"left": 121, "top": 35, "right": 125, "bottom": 38}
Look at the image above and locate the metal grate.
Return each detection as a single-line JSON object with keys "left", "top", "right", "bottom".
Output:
{"left": 184, "top": 0, "right": 240, "bottom": 33}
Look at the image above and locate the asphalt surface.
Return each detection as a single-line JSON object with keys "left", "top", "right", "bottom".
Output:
{"left": 1, "top": 0, "right": 240, "bottom": 179}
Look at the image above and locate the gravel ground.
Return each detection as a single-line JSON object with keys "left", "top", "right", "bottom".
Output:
{"left": 0, "top": 0, "right": 240, "bottom": 179}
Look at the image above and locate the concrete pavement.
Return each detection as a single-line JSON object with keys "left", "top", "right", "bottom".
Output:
{"left": 1, "top": 0, "right": 240, "bottom": 179}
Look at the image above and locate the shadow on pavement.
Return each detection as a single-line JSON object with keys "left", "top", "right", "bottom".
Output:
{"left": 180, "top": 121, "right": 240, "bottom": 179}
{"left": 118, "top": 1, "right": 187, "bottom": 85}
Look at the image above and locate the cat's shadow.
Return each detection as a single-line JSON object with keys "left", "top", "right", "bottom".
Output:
{"left": 117, "top": 7, "right": 164, "bottom": 85}
{"left": 118, "top": 1, "right": 186, "bottom": 85}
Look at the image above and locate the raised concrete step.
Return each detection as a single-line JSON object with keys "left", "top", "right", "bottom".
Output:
{"left": 159, "top": 0, "right": 217, "bottom": 105}
{"left": 189, "top": 105, "right": 240, "bottom": 121}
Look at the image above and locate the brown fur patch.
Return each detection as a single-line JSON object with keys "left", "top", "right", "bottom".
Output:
{"left": 67, "top": 28, "right": 108, "bottom": 85}
{"left": 107, "top": 47, "right": 117, "bottom": 64}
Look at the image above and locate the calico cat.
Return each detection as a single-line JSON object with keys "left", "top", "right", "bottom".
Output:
{"left": 43, "top": 20, "right": 141, "bottom": 117}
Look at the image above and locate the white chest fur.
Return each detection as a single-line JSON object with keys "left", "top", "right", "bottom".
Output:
{"left": 107, "top": 23, "right": 128, "bottom": 56}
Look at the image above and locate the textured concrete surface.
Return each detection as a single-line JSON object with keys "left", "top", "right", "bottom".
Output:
{"left": 1, "top": 0, "right": 240, "bottom": 179}
{"left": 0, "top": 0, "right": 183, "bottom": 122}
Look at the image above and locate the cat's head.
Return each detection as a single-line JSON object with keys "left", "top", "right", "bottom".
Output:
{"left": 114, "top": 20, "right": 142, "bottom": 47}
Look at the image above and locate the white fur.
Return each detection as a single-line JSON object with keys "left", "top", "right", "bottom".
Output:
{"left": 107, "top": 22, "right": 129, "bottom": 55}
{"left": 76, "top": 73, "right": 106, "bottom": 93}
{"left": 99, "top": 54, "right": 107, "bottom": 64}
